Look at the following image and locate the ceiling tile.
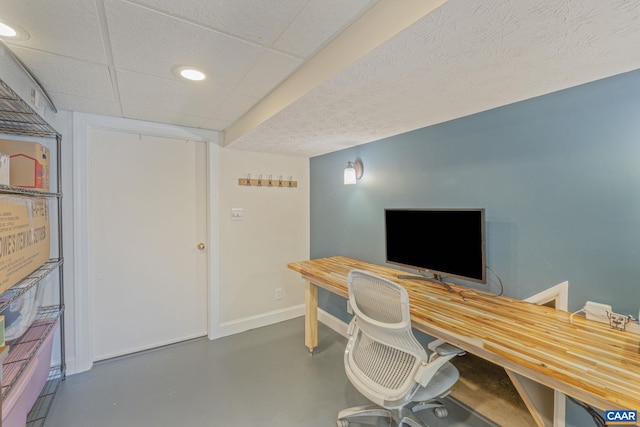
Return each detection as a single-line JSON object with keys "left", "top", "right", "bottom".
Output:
{"left": 105, "top": 0, "right": 265, "bottom": 89}
{"left": 0, "top": 0, "right": 107, "bottom": 64}
{"left": 49, "top": 92, "right": 122, "bottom": 117}
{"left": 8, "top": 46, "right": 115, "bottom": 100}
{"left": 130, "top": 0, "right": 308, "bottom": 46}
{"left": 273, "top": 0, "right": 376, "bottom": 57}
{"left": 116, "top": 70, "right": 228, "bottom": 117}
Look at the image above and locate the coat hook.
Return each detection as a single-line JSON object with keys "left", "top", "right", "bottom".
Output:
{"left": 257, "top": 174, "right": 263, "bottom": 186}
{"left": 268, "top": 174, "right": 273, "bottom": 187}
{"left": 278, "top": 175, "right": 283, "bottom": 187}
{"left": 246, "top": 173, "right": 251, "bottom": 186}
{"left": 288, "top": 176, "right": 293, "bottom": 187}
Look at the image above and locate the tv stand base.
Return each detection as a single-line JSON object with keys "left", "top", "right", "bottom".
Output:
{"left": 397, "top": 275, "right": 453, "bottom": 293}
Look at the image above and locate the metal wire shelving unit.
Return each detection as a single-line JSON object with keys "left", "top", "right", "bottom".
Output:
{"left": 1, "top": 307, "right": 63, "bottom": 399}
{"left": 0, "top": 75, "right": 65, "bottom": 426}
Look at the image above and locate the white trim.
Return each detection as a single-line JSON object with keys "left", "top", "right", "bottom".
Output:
{"left": 71, "top": 112, "right": 92, "bottom": 375}
{"left": 318, "top": 309, "right": 349, "bottom": 337}
{"left": 216, "top": 304, "right": 305, "bottom": 338}
{"left": 73, "top": 113, "right": 219, "bottom": 142}
{"left": 524, "top": 281, "right": 569, "bottom": 311}
{"left": 71, "top": 112, "right": 220, "bottom": 374}
{"left": 207, "top": 143, "right": 222, "bottom": 340}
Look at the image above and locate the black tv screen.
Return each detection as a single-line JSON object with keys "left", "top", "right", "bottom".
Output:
{"left": 385, "top": 208, "right": 486, "bottom": 284}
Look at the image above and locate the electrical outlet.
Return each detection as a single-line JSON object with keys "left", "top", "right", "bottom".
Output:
{"left": 584, "top": 301, "right": 612, "bottom": 324}
{"left": 275, "top": 288, "right": 283, "bottom": 301}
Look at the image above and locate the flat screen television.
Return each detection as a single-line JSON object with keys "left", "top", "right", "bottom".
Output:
{"left": 385, "top": 208, "right": 486, "bottom": 287}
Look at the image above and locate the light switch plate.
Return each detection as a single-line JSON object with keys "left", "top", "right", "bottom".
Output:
{"left": 231, "top": 208, "right": 244, "bottom": 221}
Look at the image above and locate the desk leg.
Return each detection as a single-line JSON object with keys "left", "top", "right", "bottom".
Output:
{"left": 305, "top": 280, "right": 318, "bottom": 354}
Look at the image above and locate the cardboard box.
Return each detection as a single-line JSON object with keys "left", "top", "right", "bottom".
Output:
{"left": 0, "top": 196, "right": 50, "bottom": 294}
{"left": 0, "top": 139, "right": 50, "bottom": 191}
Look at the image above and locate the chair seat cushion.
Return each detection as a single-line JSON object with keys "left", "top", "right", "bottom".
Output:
{"left": 412, "top": 362, "right": 459, "bottom": 402}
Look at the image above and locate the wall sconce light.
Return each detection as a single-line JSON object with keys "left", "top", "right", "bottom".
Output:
{"left": 344, "top": 160, "right": 363, "bottom": 185}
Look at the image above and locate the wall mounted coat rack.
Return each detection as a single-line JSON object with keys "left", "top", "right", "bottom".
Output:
{"left": 238, "top": 174, "right": 297, "bottom": 188}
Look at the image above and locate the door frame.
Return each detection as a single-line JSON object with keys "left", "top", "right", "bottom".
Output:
{"left": 71, "top": 112, "right": 221, "bottom": 374}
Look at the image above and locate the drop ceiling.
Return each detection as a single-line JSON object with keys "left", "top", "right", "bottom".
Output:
{"left": 1, "top": 0, "right": 639, "bottom": 158}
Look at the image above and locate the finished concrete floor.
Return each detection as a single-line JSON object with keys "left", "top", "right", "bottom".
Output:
{"left": 44, "top": 318, "right": 497, "bottom": 427}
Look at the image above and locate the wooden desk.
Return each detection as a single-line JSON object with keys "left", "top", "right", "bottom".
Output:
{"left": 288, "top": 256, "right": 640, "bottom": 422}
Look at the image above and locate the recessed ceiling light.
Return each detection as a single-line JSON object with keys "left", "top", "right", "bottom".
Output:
{"left": 175, "top": 66, "right": 206, "bottom": 81}
{"left": 0, "top": 21, "right": 30, "bottom": 40}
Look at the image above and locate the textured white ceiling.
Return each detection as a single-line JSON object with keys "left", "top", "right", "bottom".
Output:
{"left": 228, "top": 0, "right": 640, "bottom": 157}
{"left": 1, "top": 0, "right": 639, "bottom": 158}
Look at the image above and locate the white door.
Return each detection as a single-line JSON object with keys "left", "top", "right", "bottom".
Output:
{"left": 89, "top": 129, "right": 208, "bottom": 361}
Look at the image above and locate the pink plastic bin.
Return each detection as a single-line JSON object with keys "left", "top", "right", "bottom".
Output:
{"left": 2, "top": 318, "right": 59, "bottom": 427}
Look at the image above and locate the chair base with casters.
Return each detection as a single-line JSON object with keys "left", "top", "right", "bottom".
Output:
{"left": 337, "top": 399, "right": 451, "bottom": 427}
{"left": 337, "top": 362, "right": 458, "bottom": 426}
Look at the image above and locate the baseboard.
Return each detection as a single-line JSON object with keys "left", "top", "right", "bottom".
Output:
{"left": 65, "top": 356, "right": 79, "bottom": 375}
{"left": 216, "top": 306, "right": 350, "bottom": 340}
{"left": 215, "top": 304, "right": 306, "bottom": 339}
{"left": 318, "top": 308, "right": 349, "bottom": 337}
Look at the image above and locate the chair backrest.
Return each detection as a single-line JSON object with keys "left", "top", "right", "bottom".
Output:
{"left": 345, "top": 270, "right": 429, "bottom": 407}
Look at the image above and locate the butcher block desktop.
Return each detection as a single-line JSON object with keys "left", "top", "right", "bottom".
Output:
{"left": 288, "top": 256, "right": 640, "bottom": 425}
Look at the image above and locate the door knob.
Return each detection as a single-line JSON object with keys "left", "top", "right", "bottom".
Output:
{"left": 197, "top": 243, "right": 205, "bottom": 250}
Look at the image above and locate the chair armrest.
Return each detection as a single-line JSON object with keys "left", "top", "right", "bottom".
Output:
{"left": 415, "top": 352, "right": 456, "bottom": 387}
{"left": 427, "top": 339, "right": 466, "bottom": 360}
{"left": 434, "top": 343, "right": 466, "bottom": 357}
{"left": 347, "top": 318, "right": 357, "bottom": 337}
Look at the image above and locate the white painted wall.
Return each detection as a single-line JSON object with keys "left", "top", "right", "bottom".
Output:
{"left": 217, "top": 149, "right": 309, "bottom": 333}
{"left": 45, "top": 111, "right": 310, "bottom": 372}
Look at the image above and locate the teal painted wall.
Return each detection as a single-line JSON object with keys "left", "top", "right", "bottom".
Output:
{"left": 309, "top": 69, "right": 640, "bottom": 426}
